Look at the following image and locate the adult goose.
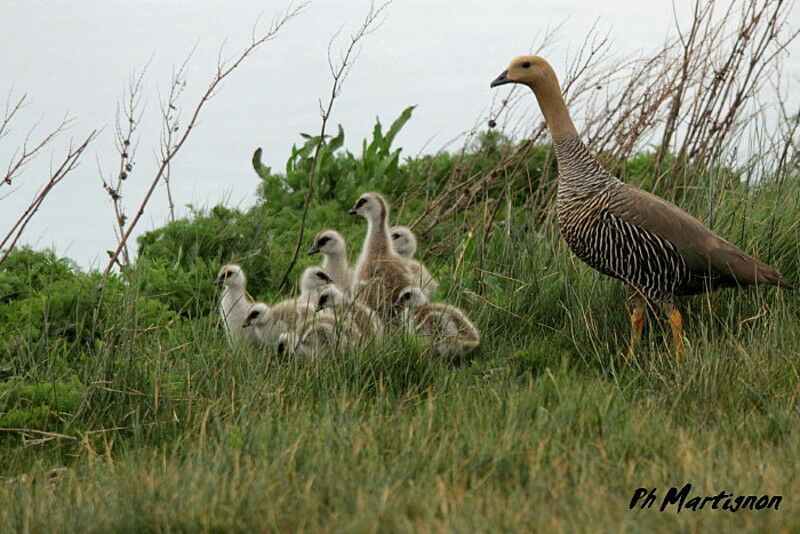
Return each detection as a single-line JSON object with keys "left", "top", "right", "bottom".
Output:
{"left": 490, "top": 55, "right": 793, "bottom": 356}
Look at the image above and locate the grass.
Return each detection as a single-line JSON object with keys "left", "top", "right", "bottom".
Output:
{"left": 1, "top": 130, "right": 798, "bottom": 531}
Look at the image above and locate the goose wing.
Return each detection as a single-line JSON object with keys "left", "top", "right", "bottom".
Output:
{"left": 609, "top": 183, "right": 792, "bottom": 288}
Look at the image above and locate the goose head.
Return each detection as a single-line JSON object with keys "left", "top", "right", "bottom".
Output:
{"left": 395, "top": 286, "right": 428, "bottom": 310}
{"left": 308, "top": 229, "right": 346, "bottom": 256}
{"left": 490, "top": 55, "right": 557, "bottom": 90}
{"left": 389, "top": 226, "right": 417, "bottom": 258}
{"left": 215, "top": 263, "right": 246, "bottom": 289}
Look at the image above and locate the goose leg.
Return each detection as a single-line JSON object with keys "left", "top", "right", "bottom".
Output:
{"left": 663, "top": 300, "right": 685, "bottom": 359}
{"left": 627, "top": 287, "right": 646, "bottom": 358}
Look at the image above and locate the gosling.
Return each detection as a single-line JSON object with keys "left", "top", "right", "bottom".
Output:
{"left": 349, "top": 192, "right": 414, "bottom": 321}
{"left": 395, "top": 287, "right": 480, "bottom": 357}
{"left": 277, "top": 311, "right": 361, "bottom": 359}
{"left": 316, "top": 284, "right": 384, "bottom": 340}
{"left": 215, "top": 263, "right": 256, "bottom": 345}
{"left": 308, "top": 229, "right": 353, "bottom": 292}
{"left": 242, "top": 300, "right": 316, "bottom": 348}
{"left": 390, "top": 225, "right": 438, "bottom": 297}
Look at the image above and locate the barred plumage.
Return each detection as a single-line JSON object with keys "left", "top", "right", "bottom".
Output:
{"left": 555, "top": 138, "right": 691, "bottom": 303}
{"left": 491, "top": 55, "right": 793, "bottom": 357}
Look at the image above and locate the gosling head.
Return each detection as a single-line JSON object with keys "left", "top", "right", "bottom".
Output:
{"left": 299, "top": 266, "right": 333, "bottom": 295}
{"left": 316, "top": 285, "right": 346, "bottom": 312}
{"left": 215, "top": 263, "right": 245, "bottom": 289}
{"left": 308, "top": 229, "right": 346, "bottom": 256}
{"left": 276, "top": 331, "right": 298, "bottom": 357}
{"left": 490, "top": 55, "right": 557, "bottom": 90}
{"left": 348, "top": 192, "right": 387, "bottom": 221}
{"left": 242, "top": 302, "right": 268, "bottom": 328}
{"left": 390, "top": 226, "right": 417, "bottom": 258}
{"left": 395, "top": 286, "right": 428, "bottom": 310}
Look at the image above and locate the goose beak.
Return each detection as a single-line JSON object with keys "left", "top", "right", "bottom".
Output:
{"left": 490, "top": 69, "right": 511, "bottom": 88}
{"left": 307, "top": 245, "right": 319, "bottom": 255}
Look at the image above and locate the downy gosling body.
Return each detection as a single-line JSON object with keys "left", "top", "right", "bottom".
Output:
{"left": 349, "top": 192, "right": 414, "bottom": 321}
{"left": 316, "top": 284, "right": 384, "bottom": 340}
{"left": 242, "top": 300, "right": 316, "bottom": 349}
{"left": 396, "top": 287, "right": 480, "bottom": 357}
{"left": 390, "top": 225, "right": 438, "bottom": 298}
{"left": 216, "top": 263, "right": 256, "bottom": 345}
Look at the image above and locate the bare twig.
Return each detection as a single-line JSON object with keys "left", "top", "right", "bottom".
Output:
{"left": 101, "top": 65, "right": 150, "bottom": 266}
{"left": 102, "top": 3, "right": 307, "bottom": 278}
{"left": 0, "top": 427, "right": 78, "bottom": 442}
{"left": 0, "top": 131, "right": 97, "bottom": 265}
{"left": 0, "top": 92, "right": 27, "bottom": 142}
{"left": 3, "top": 109, "right": 74, "bottom": 188}
{"left": 276, "top": 1, "right": 390, "bottom": 291}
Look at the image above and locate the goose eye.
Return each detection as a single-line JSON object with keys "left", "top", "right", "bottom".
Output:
{"left": 316, "top": 273, "right": 330, "bottom": 281}
{"left": 392, "top": 233, "right": 400, "bottom": 239}
{"left": 318, "top": 236, "right": 330, "bottom": 246}
{"left": 522, "top": 61, "right": 531, "bottom": 68}
{"left": 356, "top": 198, "right": 367, "bottom": 208}
{"left": 247, "top": 311, "right": 258, "bottom": 320}
{"left": 320, "top": 296, "right": 328, "bottom": 306}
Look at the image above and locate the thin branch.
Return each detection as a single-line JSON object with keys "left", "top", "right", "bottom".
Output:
{"left": 0, "top": 91, "right": 27, "bottom": 141}
{"left": 0, "top": 130, "right": 98, "bottom": 265}
{"left": 3, "top": 111, "right": 74, "bottom": 187}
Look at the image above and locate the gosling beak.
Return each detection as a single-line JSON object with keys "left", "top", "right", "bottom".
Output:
{"left": 242, "top": 321, "right": 250, "bottom": 328}
{"left": 348, "top": 208, "right": 357, "bottom": 215}
{"left": 490, "top": 69, "right": 511, "bottom": 88}
{"left": 307, "top": 245, "right": 319, "bottom": 255}
{"left": 214, "top": 279, "right": 223, "bottom": 286}
{"left": 315, "top": 303, "right": 324, "bottom": 312}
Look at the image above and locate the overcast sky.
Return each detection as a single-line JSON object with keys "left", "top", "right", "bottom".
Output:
{"left": 1, "top": 1, "right": 797, "bottom": 269}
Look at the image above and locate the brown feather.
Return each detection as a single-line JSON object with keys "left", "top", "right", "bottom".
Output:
{"left": 610, "top": 183, "right": 793, "bottom": 289}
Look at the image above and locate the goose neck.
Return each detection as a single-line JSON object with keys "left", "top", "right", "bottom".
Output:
{"left": 530, "top": 80, "right": 578, "bottom": 143}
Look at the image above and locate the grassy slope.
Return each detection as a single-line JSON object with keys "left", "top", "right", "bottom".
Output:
{"left": 0, "top": 155, "right": 798, "bottom": 533}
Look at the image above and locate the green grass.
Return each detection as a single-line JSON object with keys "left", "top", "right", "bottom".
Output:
{"left": 1, "top": 129, "right": 798, "bottom": 531}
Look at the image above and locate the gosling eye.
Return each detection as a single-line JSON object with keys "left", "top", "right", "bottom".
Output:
{"left": 318, "top": 236, "right": 330, "bottom": 247}
{"left": 316, "top": 272, "right": 331, "bottom": 281}
{"left": 392, "top": 233, "right": 400, "bottom": 240}
{"left": 522, "top": 61, "right": 531, "bottom": 68}
{"left": 319, "top": 295, "right": 328, "bottom": 306}
{"left": 355, "top": 198, "right": 367, "bottom": 209}
{"left": 247, "top": 311, "right": 259, "bottom": 321}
